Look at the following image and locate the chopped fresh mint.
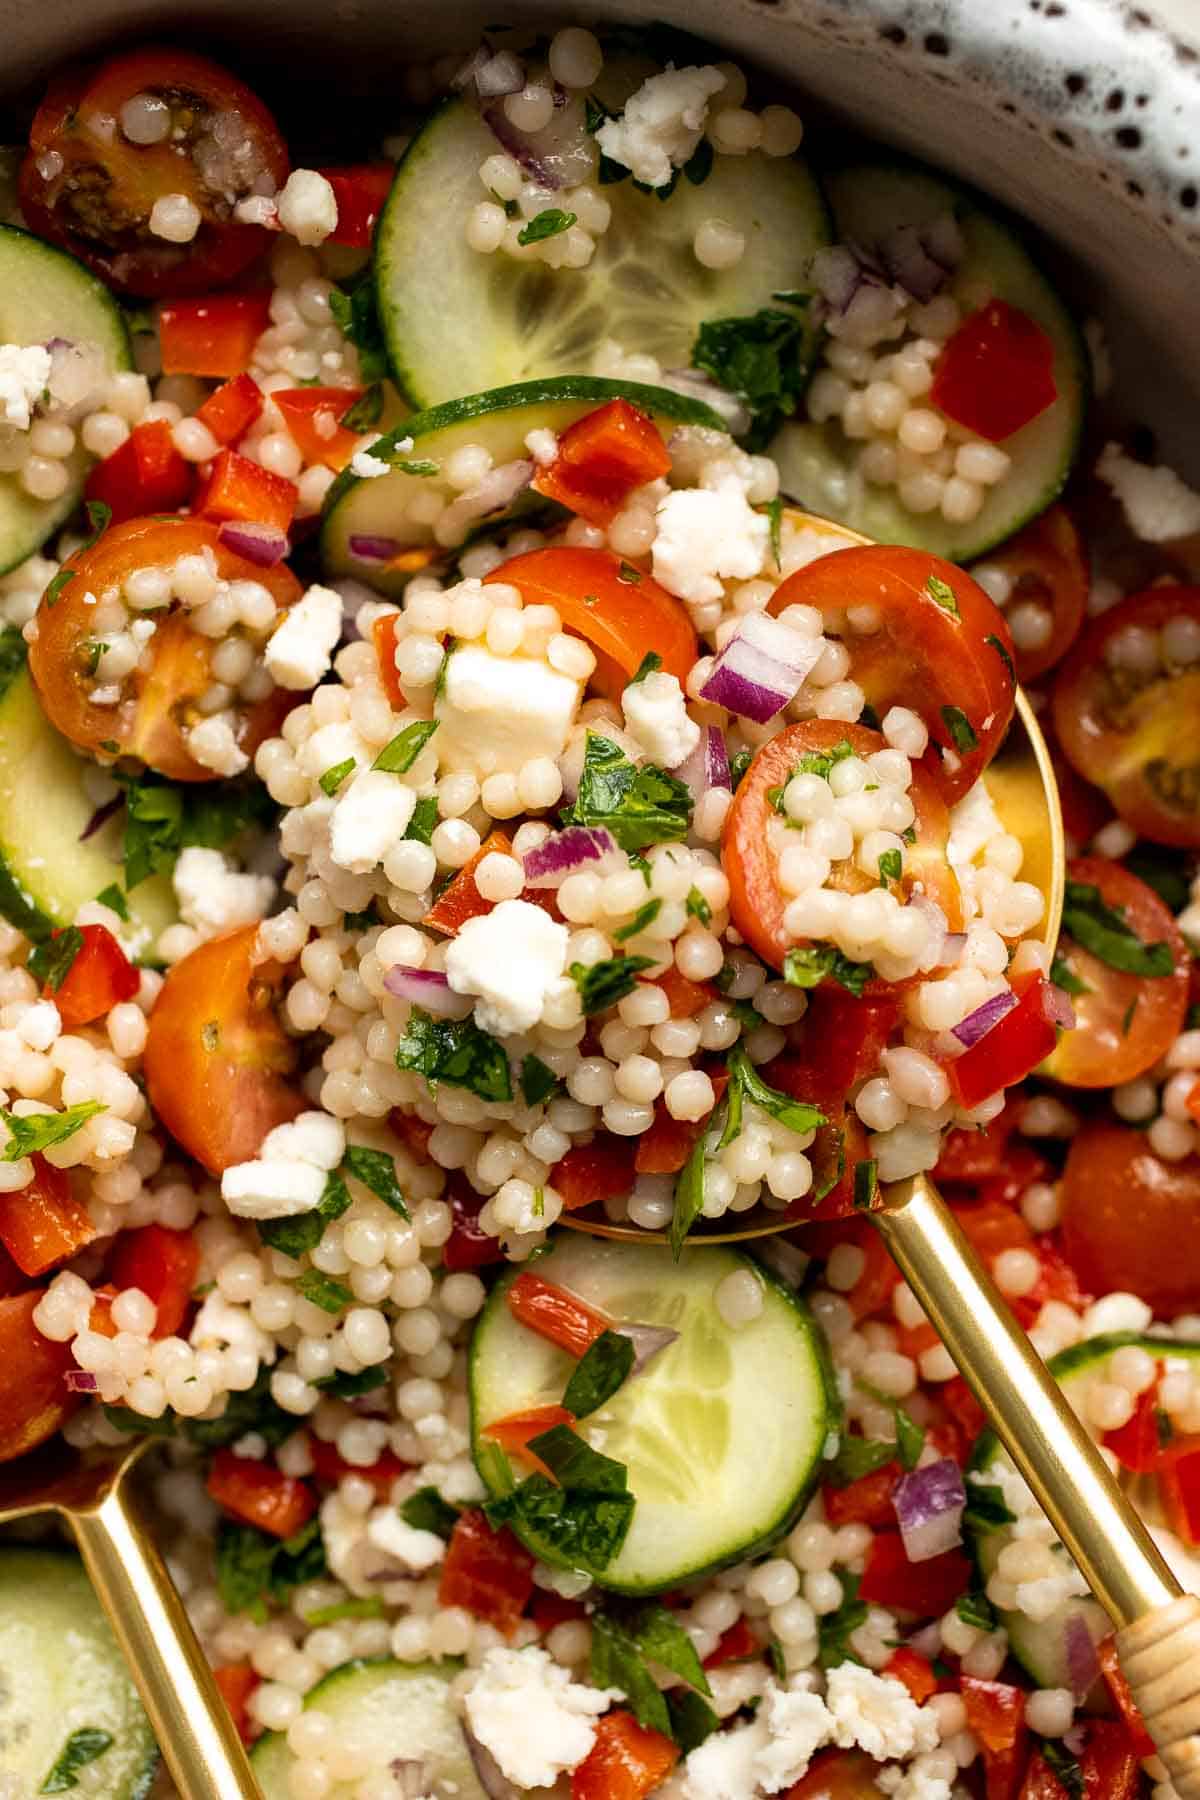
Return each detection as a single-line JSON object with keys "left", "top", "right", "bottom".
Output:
{"left": 691, "top": 297, "right": 815, "bottom": 449}
{"left": 257, "top": 1169, "right": 352, "bottom": 1260}
{"left": 296, "top": 1269, "right": 353, "bottom": 1314}
{"left": 340, "top": 384, "right": 383, "bottom": 432}
{"left": 405, "top": 794, "right": 439, "bottom": 844}
{"left": 853, "top": 1158, "right": 879, "bottom": 1211}
{"left": 560, "top": 733, "right": 693, "bottom": 852}
{"left": 374, "top": 719, "right": 439, "bottom": 774}
{"left": 400, "top": 1486, "right": 461, "bottom": 1539}
{"left": 614, "top": 898, "right": 662, "bottom": 943}
{"left": 320, "top": 757, "right": 356, "bottom": 796}
{"left": 878, "top": 849, "right": 902, "bottom": 887}
{"left": 28, "top": 926, "right": 83, "bottom": 992}
{"left": 858, "top": 1379, "right": 924, "bottom": 1470}
{"left": 395, "top": 1007, "right": 512, "bottom": 1103}
{"left": 941, "top": 706, "right": 979, "bottom": 755}
{"left": 43, "top": 567, "right": 75, "bottom": 608}
{"left": 630, "top": 651, "right": 662, "bottom": 684}
{"left": 925, "top": 572, "right": 960, "bottom": 617}
{"left": 94, "top": 883, "right": 129, "bottom": 920}
{"left": 82, "top": 499, "right": 112, "bottom": 548}
{"left": 817, "top": 1570, "right": 867, "bottom": 1669}
{"left": 1061, "top": 880, "right": 1175, "bottom": 978}
{"left": 955, "top": 1588, "right": 997, "bottom": 1633}
{"left": 40, "top": 1728, "right": 114, "bottom": 1793}
{"left": 311, "top": 1366, "right": 389, "bottom": 1398}
{"left": 1050, "top": 953, "right": 1091, "bottom": 998}
{"left": 1, "top": 1101, "right": 104, "bottom": 1160}
{"left": 718, "top": 1046, "right": 826, "bottom": 1148}
{"left": 517, "top": 207, "right": 576, "bottom": 245}
{"left": 570, "top": 955, "right": 656, "bottom": 1016}
{"left": 304, "top": 1594, "right": 384, "bottom": 1626}
{"left": 686, "top": 886, "right": 712, "bottom": 925}
{"left": 215, "top": 1518, "right": 326, "bottom": 1623}
{"left": 783, "top": 945, "right": 872, "bottom": 997}
{"left": 963, "top": 1481, "right": 1017, "bottom": 1533}
{"left": 826, "top": 1434, "right": 896, "bottom": 1488}
{"left": 563, "top": 1330, "right": 635, "bottom": 1418}
{"left": 343, "top": 1145, "right": 408, "bottom": 1217}
{"left": 986, "top": 633, "right": 1016, "bottom": 686}
{"left": 763, "top": 495, "right": 784, "bottom": 568}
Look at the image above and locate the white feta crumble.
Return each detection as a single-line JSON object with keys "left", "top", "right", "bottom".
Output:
{"left": 220, "top": 1158, "right": 327, "bottom": 1221}
{"left": 652, "top": 480, "right": 770, "bottom": 604}
{"left": 596, "top": 64, "right": 727, "bottom": 189}
{"left": 876, "top": 1761, "right": 954, "bottom": 1800}
{"left": 0, "top": 343, "right": 51, "bottom": 430}
{"left": 525, "top": 427, "right": 559, "bottom": 466}
{"left": 463, "top": 1646, "right": 615, "bottom": 1790}
{"left": 187, "top": 715, "right": 249, "bottom": 777}
{"left": 172, "top": 846, "right": 275, "bottom": 937}
{"left": 622, "top": 669, "right": 700, "bottom": 769}
{"left": 435, "top": 642, "right": 583, "bottom": 777}
{"left": 444, "top": 898, "right": 569, "bottom": 1036}
{"left": 825, "top": 1663, "right": 940, "bottom": 1762}
{"left": 264, "top": 583, "right": 344, "bottom": 690}
{"left": 350, "top": 449, "right": 392, "bottom": 479}
{"left": 329, "top": 767, "right": 417, "bottom": 873}
{"left": 276, "top": 168, "right": 339, "bottom": 246}
{"left": 365, "top": 1507, "right": 445, "bottom": 1571}
{"left": 682, "top": 1677, "right": 834, "bottom": 1799}
{"left": 683, "top": 1718, "right": 768, "bottom": 1800}
{"left": 260, "top": 1111, "right": 345, "bottom": 1171}
{"left": 1096, "top": 441, "right": 1200, "bottom": 543}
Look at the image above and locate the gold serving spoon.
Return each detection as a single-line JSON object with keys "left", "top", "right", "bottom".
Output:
{"left": 564, "top": 517, "right": 1200, "bottom": 1797}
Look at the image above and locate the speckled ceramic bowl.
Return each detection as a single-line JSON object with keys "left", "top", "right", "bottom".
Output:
{"left": 1, "top": 0, "right": 1197, "bottom": 466}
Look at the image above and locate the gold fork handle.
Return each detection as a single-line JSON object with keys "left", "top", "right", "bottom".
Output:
{"left": 69, "top": 1475, "right": 261, "bottom": 1800}
{"left": 876, "top": 1173, "right": 1200, "bottom": 1798}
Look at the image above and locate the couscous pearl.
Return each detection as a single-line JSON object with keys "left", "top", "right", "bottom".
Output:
{"left": 758, "top": 105, "right": 804, "bottom": 156}
{"left": 548, "top": 27, "right": 603, "bottom": 87}
{"left": 149, "top": 193, "right": 202, "bottom": 243}
{"left": 694, "top": 219, "right": 746, "bottom": 270}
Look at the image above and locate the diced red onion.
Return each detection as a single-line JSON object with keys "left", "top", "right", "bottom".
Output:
{"left": 939, "top": 932, "right": 967, "bottom": 968}
{"left": 615, "top": 1321, "right": 679, "bottom": 1375}
{"left": 474, "top": 50, "right": 526, "bottom": 98}
{"left": 1063, "top": 1611, "right": 1100, "bottom": 1700}
{"left": 483, "top": 90, "right": 594, "bottom": 190}
{"left": 810, "top": 244, "right": 862, "bottom": 313}
{"left": 906, "top": 895, "right": 948, "bottom": 970}
{"left": 952, "top": 989, "right": 1019, "bottom": 1050}
{"left": 65, "top": 1368, "right": 98, "bottom": 1392}
{"left": 879, "top": 223, "right": 949, "bottom": 303}
{"left": 44, "top": 335, "right": 72, "bottom": 353}
{"left": 893, "top": 1457, "right": 966, "bottom": 1563}
{"left": 218, "top": 521, "right": 289, "bottom": 568}
{"left": 45, "top": 339, "right": 108, "bottom": 414}
{"left": 464, "top": 1730, "right": 519, "bottom": 1799}
{"left": 435, "top": 459, "right": 533, "bottom": 546}
{"left": 670, "top": 725, "right": 731, "bottom": 802}
{"left": 80, "top": 792, "right": 123, "bottom": 843}
{"left": 699, "top": 614, "right": 823, "bottom": 724}
{"left": 1046, "top": 984, "right": 1077, "bottom": 1032}
{"left": 450, "top": 45, "right": 491, "bottom": 91}
{"left": 662, "top": 370, "right": 751, "bottom": 438}
{"left": 382, "top": 965, "right": 473, "bottom": 1020}
{"left": 1063, "top": 1723, "right": 1087, "bottom": 1756}
{"left": 905, "top": 1621, "right": 943, "bottom": 1660}
{"left": 348, "top": 534, "right": 401, "bottom": 563}
{"left": 522, "top": 826, "right": 620, "bottom": 890}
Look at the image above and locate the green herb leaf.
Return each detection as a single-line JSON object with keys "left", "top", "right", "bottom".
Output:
{"left": 343, "top": 1145, "right": 408, "bottom": 1217}
{"left": 395, "top": 1007, "right": 512, "bottom": 1102}
{"left": 853, "top": 1159, "right": 878, "bottom": 1211}
{"left": 116, "top": 770, "right": 276, "bottom": 890}
{"left": 28, "top": 926, "right": 83, "bottom": 992}
{"left": 772, "top": 739, "right": 855, "bottom": 800}
{"left": 311, "top": 1366, "right": 389, "bottom": 1398}
{"left": 563, "top": 1330, "right": 636, "bottom": 1418}
{"left": 986, "top": 633, "right": 1017, "bottom": 687}
{"left": 763, "top": 495, "right": 784, "bottom": 568}
{"left": 82, "top": 499, "right": 112, "bottom": 549}
{"left": 963, "top": 1480, "right": 1017, "bottom": 1533}
{"left": 719, "top": 1045, "right": 826, "bottom": 1148}
{"left": 1, "top": 1100, "right": 104, "bottom": 1160}
{"left": 877, "top": 849, "right": 903, "bottom": 888}
{"left": 517, "top": 207, "right": 577, "bottom": 246}
{"left": 94, "top": 883, "right": 129, "bottom": 920}
{"left": 617, "top": 561, "right": 642, "bottom": 585}
{"left": 631, "top": 1601, "right": 712, "bottom": 1695}
{"left": 215, "top": 1518, "right": 326, "bottom": 1623}
{"left": 44, "top": 567, "right": 76, "bottom": 608}
{"left": 570, "top": 955, "right": 656, "bottom": 1015}
{"left": 389, "top": 457, "right": 441, "bottom": 478}
{"left": 614, "top": 898, "right": 662, "bottom": 943}
{"left": 296, "top": 1269, "right": 354, "bottom": 1314}
{"left": 1061, "top": 880, "right": 1176, "bottom": 978}
{"left": 941, "top": 706, "right": 979, "bottom": 755}
{"left": 102, "top": 1404, "right": 177, "bottom": 1438}
{"left": 685, "top": 886, "right": 712, "bottom": 925}
{"left": 630, "top": 651, "right": 662, "bottom": 684}
{"left": 858, "top": 1379, "right": 925, "bottom": 1470}
{"left": 520, "top": 1053, "right": 561, "bottom": 1107}
{"left": 955, "top": 1588, "right": 997, "bottom": 1632}
{"left": 405, "top": 794, "right": 439, "bottom": 845}
{"left": 817, "top": 1570, "right": 867, "bottom": 1669}
{"left": 584, "top": 95, "right": 610, "bottom": 134}
{"left": 400, "top": 1486, "right": 461, "bottom": 1540}
{"left": 304, "top": 1594, "right": 384, "bottom": 1626}
{"left": 185, "top": 1365, "right": 296, "bottom": 1449}
{"left": 257, "top": 1169, "right": 352, "bottom": 1259}
{"left": 925, "top": 573, "right": 960, "bottom": 618}
{"left": 590, "top": 1612, "right": 672, "bottom": 1737}
{"left": 340, "top": 384, "right": 383, "bottom": 433}
{"left": 329, "top": 267, "right": 388, "bottom": 383}
{"left": 320, "top": 757, "right": 356, "bottom": 796}
{"left": 783, "top": 944, "right": 872, "bottom": 997}
{"left": 527, "top": 1424, "right": 628, "bottom": 1493}
{"left": 826, "top": 1434, "right": 896, "bottom": 1487}
{"left": 1049, "top": 952, "right": 1091, "bottom": 998}
{"left": 560, "top": 734, "right": 693, "bottom": 852}
{"left": 85, "top": 639, "right": 105, "bottom": 676}
{"left": 692, "top": 300, "right": 815, "bottom": 450}
{"left": 374, "top": 719, "right": 439, "bottom": 774}
{"left": 488, "top": 1470, "right": 635, "bottom": 1570}
{"left": 666, "top": 1688, "right": 719, "bottom": 1752}
{"left": 40, "top": 1728, "right": 114, "bottom": 1792}
{"left": 1039, "top": 1739, "right": 1085, "bottom": 1800}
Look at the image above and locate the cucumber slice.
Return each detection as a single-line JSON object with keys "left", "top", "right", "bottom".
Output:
{"left": 320, "top": 374, "right": 725, "bottom": 596}
{"left": 968, "top": 1332, "right": 1200, "bottom": 1691}
{"left": 0, "top": 225, "right": 132, "bottom": 575}
{"left": 375, "top": 91, "right": 829, "bottom": 410}
{"left": 470, "top": 1234, "right": 837, "bottom": 1594}
{"left": 251, "top": 1658, "right": 488, "bottom": 1800}
{"left": 0, "top": 628, "right": 176, "bottom": 957}
{"left": 770, "top": 161, "right": 1088, "bottom": 563}
{"left": 0, "top": 1545, "right": 158, "bottom": 1798}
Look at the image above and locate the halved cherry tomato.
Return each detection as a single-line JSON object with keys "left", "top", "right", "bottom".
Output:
{"left": 159, "top": 294, "right": 273, "bottom": 379}
{"left": 1053, "top": 585, "right": 1200, "bottom": 847}
{"left": 372, "top": 613, "right": 406, "bottom": 711}
{"left": 212, "top": 1663, "right": 259, "bottom": 1744}
{"left": 207, "top": 1449, "right": 316, "bottom": 1538}
{"left": 1041, "top": 857, "right": 1189, "bottom": 1087}
{"left": 960, "top": 1676, "right": 1029, "bottom": 1800}
{"left": 85, "top": 418, "right": 195, "bottom": 524}
{"left": 551, "top": 1138, "right": 638, "bottom": 1211}
{"left": 483, "top": 1404, "right": 576, "bottom": 1478}
{"left": 30, "top": 517, "right": 300, "bottom": 781}
{"left": 976, "top": 506, "right": 1088, "bottom": 684}
{"left": 0, "top": 1290, "right": 79, "bottom": 1461}
{"left": 0, "top": 1156, "right": 95, "bottom": 1277}
{"left": 930, "top": 300, "right": 1058, "bottom": 443}
{"left": 485, "top": 547, "right": 696, "bottom": 692}
{"left": 571, "top": 1709, "right": 679, "bottom": 1800}
{"left": 767, "top": 546, "right": 1015, "bottom": 803}
{"left": 531, "top": 401, "right": 672, "bottom": 527}
{"left": 46, "top": 923, "right": 140, "bottom": 1028}
{"left": 783, "top": 1750, "right": 883, "bottom": 1798}
{"left": 143, "top": 923, "right": 303, "bottom": 1176}
{"left": 308, "top": 1434, "right": 410, "bottom": 1501}
{"left": 108, "top": 1223, "right": 200, "bottom": 1336}
{"left": 194, "top": 447, "right": 298, "bottom": 533}
{"left": 318, "top": 164, "right": 394, "bottom": 247}
{"left": 722, "top": 720, "right": 962, "bottom": 974}
{"left": 196, "top": 372, "right": 265, "bottom": 447}
{"left": 273, "top": 387, "right": 364, "bottom": 472}
{"left": 19, "top": 50, "right": 289, "bottom": 296}
{"left": 1061, "top": 1119, "right": 1200, "bottom": 1313}
{"left": 945, "top": 978, "right": 1061, "bottom": 1109}
{"left": 506, "top": 1272, "right": 610, "bottom": 1357}
{"left": 438, "top": 1507, "right": 534, "bottom": 1636}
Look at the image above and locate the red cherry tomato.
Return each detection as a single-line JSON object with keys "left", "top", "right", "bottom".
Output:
{"left": 767, "top": 545, "right": 1016, "bottom": 803}
{"left": 318, "top": 164, "right": 394, "bottom": 247}
{"left": 1041, "top": 858, "right": 1189, "bottom": 1088}
{"left": 931, "top": 300, "right": 1058, "bottom": 442}
{"left": 722, "top": 719, "right": 962, "bottom": 976}
{"left": 19, "top": 49, "right": 289, "bottom": 296}
{"left": 29, "top": 516, "right": 300, "bottom": 781}
{"left": 0, "top": 1290, "right": 79, "bottom": 1462}
{"left": 976, "top": 506, "right": 1088, "bottom": 684}
{"left": 1061, "top": 1119, "right": 1200, "bottom": 1314}
{"left": 1052, "top": 585, "right": 1200, "bottom": 846}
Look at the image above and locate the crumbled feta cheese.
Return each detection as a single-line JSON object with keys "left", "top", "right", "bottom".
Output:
{"left": 652, "top": 481, "right": 769, "bottom": 603}
{"left": 525, "top": 427, "right": 559, "bottom": 466}
{"left": 684, "top": 1717, "right": 770, "bottom": 1800}
{"left": 947, "top": 778, "right": 1006, "bottom": 882}
{"left": 265, "top": 583, "right": 344, "bottom": 690}
{"left": 435, "top": 642, "right": 583, "bottom": 777}
{"left": 187, "top": 715, "right": 249, "bottom": 777}
{"left": 445, "top": 898, "right": 569, "bottom": 1036}
{"left": 350, "top": 450, "right": 392, "bottom": 479}
{"left": 1096, "top": 442, "right": 1200, "bottom": 543}
{"left": 683, "top": 1678, "right": 834, "bottom": 1799}
{"left": 260, "top": 1111, "right": 346, "bottom": 1171}
{"left": 220, "top": 1158, "right": 327, "bottom": 1220}
{"left": 329, "top": 768, "right": 417, "bottom": 873}
{"left": 877, "top": 1763, "right": 954, "bottom": 1800}
{"left": 596, "top": 65, "right": 726, "bottom": 189}
{"left": 173, "top": 846, "right": 275, "bottom": 937}
{"left": 463, "top": 1647, "right": 615, "bottom": 1790}
{"left": 0, "top": 343, "right": 51, "bottom": 430}
{"left": 365, "top": 1507, "right": 445, "bottom": 1571}
{"left": 622, "top": 669, "right": 700, "bottom": 769}
{"left": 233, "top": 194, "right": 279, "bottom": 227}
{"left": 17, "top": 1000, "right": 61, "bottom": 1052}
{"left": 276, "top": 168, "right": 339, "bottom": 246}
{"left": 825, "top": 1663, "right": 940, "bottom": 1762}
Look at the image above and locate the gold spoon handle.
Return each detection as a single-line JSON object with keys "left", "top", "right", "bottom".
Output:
{"left": 876, "top": 1173, "right": 1200, "bottom": 1798}
{"left": 69, "top": 1473, "right": 261, "bottom": 1800}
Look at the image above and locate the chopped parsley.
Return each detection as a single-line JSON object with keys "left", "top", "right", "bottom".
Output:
{"left": 590, "top": 1604, "right": 714, "bottom": 1745}
{"left": 560, "top": 734, "right": 693, "bottom": 852}
{"left": 617, "top": 561, "right": 642, "bottom": 585}
{"left": 685, "top": 886, "right": 712, "bottom": 926}
{"left": 85, "top": 640, "right": 105, "bottom": 676}
{"left": 340, "top": 384, "right": 383, "bottom": 432}
{"left": 115, "top": 771, "right": 276, "bottom": 890}
{"left": 763, "top": 495, "right": 784, "bottom": 568}
{"left": 783, "top": 944, "right": 872, "bottom": 997}
{"left": 817, "top": 1571, "right": 868, "bottom": 1669}
{"left": 94, "top": 883, "right": 129, "bottom": 919}
{"left": 1061, "top": 880, "right": 1175, "bottom": 977}
{"left": 683, "top": 138, "right": 714, "bottom": 187}
{"left": 1038, "top": 1739, "right": 1084, "bottom": 1799}
{"left": 82, "top": 498, "right": 112, "bottom": 548}
{"left": 257, "top": 1169, "right": 352, "bottom": 1260}
{"left": 43, "top": 567, "right": 76, "bottom": 608}
{"left": 941, "top": 706, "right": 979, "bottom": 755}
{"left": 691, "top": 296, "right": 814, "bottom": 449}
{"left": 520, "top": 1053, "right": 561, "bottom": 1107}
{"left": 729, "top": 748, "right": 753, "bottom": 789}
{"left": 563, "top": 1330, "right": 636, "bottom": 1418}
{"left": 319, "top": 757, "right": 356, "bottom": 796}
{"left": 986, "top": 633, "right": 1016, "bottom": 686}
{"left": 215, "top": 1517, "right": 326, "bottom": 1623}
{"left": 517, "top": 207, "right": 576, "bottom": 245}
{"left": 374, "top": 718, "right": 439, "bottom": 773}
{"left": 629, "top": 651, "right": 662, "bottom": 684}
{"left": 40, "top": 1728, "right": 114, "bottom": 1793}
{"left": 296, "top": 1269, "right": 354, "bottom": 1314}
{"left": 329, "top": 267, "right": 387, "bottom": 382}
{"left": 857, "top": 1379, "right": 924, "bottom": 1469}
{"left": 184, "top": 1365, "right": 296, "bottom": 1449}
{"left": 343, "top": 1145, "right": 408, "bottom": 1217}
{"left": 853, "top": 1158, "right": 878, "bottom": 1211}
{"left": 718, "top": 1045, "right": 826, "bottom": 1149}
{"left": 955, "top": 1588, "right": 997, "bottom": 1632}
{"left": 1, "top": 1101, "right": 104, "bottom": 1160}
{"left": 485, "top": 1426, "right": 635, "bottom": 1570}
{"left": 27, "top": 926, "right": 83, "bottom": 992}
{"left": 311, "top": 1366, "right": 389, "bottom": 1398}
{"left": 400, "top": 1486, "right": 461, "bottom": 1539}
{"left": 878, "top": 849, "right": 902, "bottom": 887}
{"left": 614, "top": 898, "right": 662, "bottom": 942}
{"left": 304, "top": 1594, "right": 384, "bottom": 1626}
{"left": 768, "top": 738, "right": 854, "bottom": 810}
{"left": 394, "top": 1006, "right": 512, "bottom": 1102}
{"left": 1049, "top": 952, "right": 1091, "bottom": 998}
{"left": 826, "top": 1434, "right": 897, "bottom": 1487}
{"left": 405, "top": 794, "right": 439, "bottom": 845}
{"left": 925, "top": 572, "right": 960, "bottom": 617}
{"left": 963, "top": 1480, "right": 1017, "bottom": 1533}
{"left": 570, "top": 954, "right": 656, "bottom": 1015}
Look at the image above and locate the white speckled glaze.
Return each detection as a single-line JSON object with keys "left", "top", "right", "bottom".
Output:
{"left": 1, "top": 0, "right": 1197, "bottom": 464}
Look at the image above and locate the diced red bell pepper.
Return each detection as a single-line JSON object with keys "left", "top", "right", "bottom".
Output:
{"left": 372, "top": 613, "right": 406, "bottom": 711}
{"left": 858, "top": 1531, "right": 971, "bottom": 1615}
{"left": 930, "top": 300, "right": 1058, "bottom": 443}
{"left": 1161, "top": 1447, "right": 1200, "bottom": 1547}
{"left": 634, "top": 1074, "right": 729, "bottom": 1176}
{"left": 308, "top": 1433, "right": 410, "bottom": 1502}
{"left": 206, "top": 1449, "right": 317, "bottom": 1539}
{"left": 507, "top": 1271, "right": 610, "bottom": 1358}
{"left": 196, "top": 372, "right": 264, "bottom": 448}
{"left": 529, "top": 1587, "right": 590, "bottom": 1632}
{"left": 159, "top": 292, "right": 273, "bottom": 379}
{"left": 946, "top": 979, "right": 1061, "bottom": 1110}
{"left": 85, "top": 419, "right": 194, "bottom": 524}
{"left": 645, "top": 965, "right": 716, "bottom": 1020}
{"left": 1077, "top": 1717, "right": 1143, "bottom": 1799}
{"left": 532, "top": 400, "right": 672, "bottom": 527}
{"left": 935, "top": 1104, "right": 1018, "bottom": 1184}
{"left": 483, "top": 1404, "right": 576, "bottom": 1479}
{"left": 703, "top": 1616, "right": 761, "bottom": 1668}
{"left": 823, "top": 1459, "right": 902, "bottom": 1528}
{"left": 212, "top": 1662, "right": 259, "bottom": 1743}
{"left": 108, "top": 1223, "right": 199, "bottom": 1337}
{"left": 442, "top": 1177, "right": 507, "bottom": 1273}
{"left": 439, "top": 1507, "right": 534, "bottom": 1636}
{"left": 1102, "top": 1374, "right": 1200, "bottom": 1474}
{"left": 939, "top": 1377, "right": 988, "bottom": 1453}
{"left": 194, "top": 446, "right": 298, "bottom": 533}
{"left": 1097, "top": 1636, "right": 1156, "bottom": 1759}
{"left": 571, "top": 1708, "right": 679, "bottom": 1800}
{"left": 273, "top": 386, "right": 364, "bottom": 472}
{"left": 1018, "top": 1751, "right": 1068, "bottom": 1800}
{"left": 883, "top": 1647, "right": 939, "bottom": 1705}
{"left": 552, "top": 1138, "right": 638, "bottom": 1211}
{"left": 0, "top": 1155, "right": 95, "bottom": 1277}
{"left": 960, "top": 1677, "right": 1029, "bottom": 1800}
{"left": 799, "top": 989, "right": 904, "bottom": 1097}
{"left": 318, "top": 164, "right": 394, "bottom": 248}
{"left": 44, "top": 923, "right": 140, "bottom": 1029}
{"left": 424, "top": 830, "right": 514, "bottom": 935}
{"left": 783, "top": 1751, "right": 882, "bottom": 1798}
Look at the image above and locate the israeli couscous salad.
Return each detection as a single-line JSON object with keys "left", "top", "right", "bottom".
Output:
{"left": 0, "top": 26, "right": 1198, "bottom": 1800}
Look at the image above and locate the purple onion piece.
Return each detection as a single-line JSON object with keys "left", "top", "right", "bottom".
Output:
{"left": 451, "top": 44, "right": 491, "bottom": 90}
{"left": 382, "top": 965, "right": 474, "bottom": 1020}
{"left": 348, "top": 534, "right": 401, "bottom": 563}
{"left": 217, "top": 520, "right": 289, "bottom": 568}
{"left": 65, "top": 1368, "right": 98, "bottom": 1392}
{"left": 670, "top": 725, "right": 732, "bottom": 803}
{"left": 614, "top": 1320, "right": 679, "bottom": 1376}
{"left": 939, "top": 932, "right": 968, "bottom": 968}
{"left": 80, "top": 791, "right": 123, "bottom": 843}
{"left": 475, "top": 50, "right": 525, "bottom": 98}
{"left": 1045, "top": 984, "right": 1077, "bottom": 1032}
{"left": 952, "top": 989, "right": 1019, "bottom": 1050}
{"left": 661, "top": 369, "right": 752, "bottom": 438}
{"left": 464, "top": 1730, "right": 519, "bottom": 1800}
{"left": 522, "top": 826, "right": 619, "bottom": 890}
{"left": 879, "top": 222, "right": 949, "bottom": 304}
{"left": 1063, "top": 1611, "right": 1101, "bottom": 1701}
{"left": 482, "top": 89, "right": 594, "bottom": 190}
{"left": 905, "top": 1620, "right": 943, "bottom": 1660}
{"left": 893, "top": 1457, "right": 966, "bottom": 1564}
{"left": 699, "top": 613, "right": 823, "bottom": 725}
